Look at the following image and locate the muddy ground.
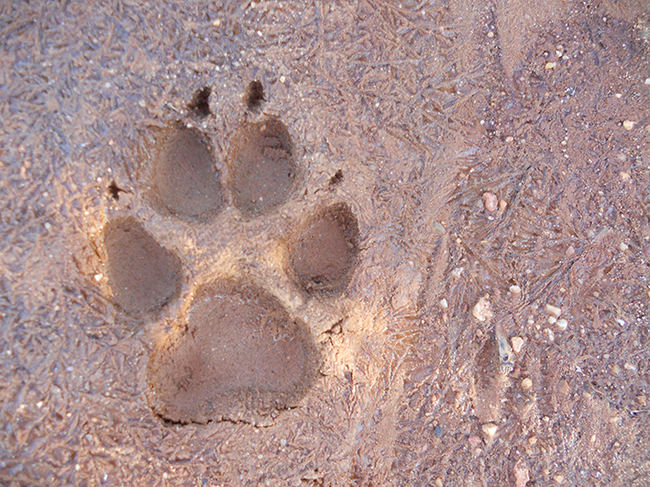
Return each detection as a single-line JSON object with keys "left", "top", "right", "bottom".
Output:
{"left": 1, "top": 0, "right": 648, "bottom": 485}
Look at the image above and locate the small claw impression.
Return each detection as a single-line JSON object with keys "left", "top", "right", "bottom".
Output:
{"left": 147, "top": 279, "right": 320, "bottom": 424}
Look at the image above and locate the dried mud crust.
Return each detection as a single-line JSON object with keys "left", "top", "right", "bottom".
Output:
{"left": 102, "top": 217, "right": 182, "bottom": 318}
{"left": 287, "top": 202, "right": 360, "bottom": 294}
{"left": 145, "top": 125, "right": 226, "bottom": 220}
{"left": 146, "top": 279, "right": 320, "bottom": 424}
{"left": 227, "top": 117, "right": 297, "bottom": 216}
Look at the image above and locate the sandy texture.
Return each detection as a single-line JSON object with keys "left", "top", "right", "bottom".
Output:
{"left": 1, "top": 0, "right": 648, "bottom": 486}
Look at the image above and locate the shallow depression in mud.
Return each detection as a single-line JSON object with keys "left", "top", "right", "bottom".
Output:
{"left": 103, "top": 217, "right": 182, "bottom": 318}
{"left": 145, "top": 125, "right": 225, "bottom": 220}
{"left": 146, "top": 279, "right": 320, "bottom": 424}
{"left": 287, "top": 202, "right": 360, "bottom": 294}
{"left": 227, "top": 117, "right": 297, "bottom": 216}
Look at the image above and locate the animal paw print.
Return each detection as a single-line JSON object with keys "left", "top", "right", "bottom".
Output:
{"left": 97, "top": 82, "right": 360, "bottom": 425}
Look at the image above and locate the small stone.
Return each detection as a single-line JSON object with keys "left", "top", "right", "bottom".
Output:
{"left": 435, "top": 478, "right": 444, "bottom": 487}
{"left": 637, "top": 395, "right": 647, "bottom": 407}
{"left": 521, "top": 378, "right": 533, "bottom": 391}
{"left": 528, "top": 435, "right": 537, "bottom": 445}
{"left": 545, "top": 304, "right": 561, "bottom": 318}
{"left": 509, "top": 284, "right": 522, "bottom": 295}
{"left": 619, "top": 242, "right": 629, "bottom": 251}
{"left": 556, "top": 319, "right": 568, "bottom": 330}
{"left": 94, "top": 273, "right": 103, "bottom": 282}
{"left": 499, "top": 199, "right": 508, "bottom": 211}
{"left": 511, "top": 336, "right": 524, "bottom": 354}
{"left": 472, "top": 295, "right": 493, "bottom": 322}
{"left": 487, "top": 31, "right": 494, "bottom": 38}
{"left": 545, "top": 61, "right": 557, "bottom": 70}
{"left": 554, "top": 474, "right": 564, "bottom": 484}
{"left": 545, "top": 328, "right": 555, "bottom": 341}
{"left": 482, "top": 192, "right": 498, "bottom": 212}
{"left": 548, "top": 316, "right": 557, "bottom": 325}
{"left": 481, "top": 422, "right": 498, "bottom": 439}
{"left": 279, "top": 75, "right": 286, "bottom": 83}
{"left": 514, "top": 460, "right": 530, "bottom": 487}
{"left": 505, "top": 136, "right": 514, "bottom": 143}
{"left": 619, "top": 171, "right": 631, "bottom": 181}
{"left": 623, "top": 362, "right": 636, "bottom": 371}
{"left": 645, "top": 78, "right": 650, "bottom": 85}
{"left": 622, "top": 120, "right": 635, "bottom": 130}
{"left": 440, "top": 298, "right": 448, "bottom": 309}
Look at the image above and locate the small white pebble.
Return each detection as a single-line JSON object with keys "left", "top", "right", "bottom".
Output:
{"left": 556, "top": 319, "right": 568, "bottom": 330}
{"left": 482, "top": 192, "right": 498, "bottom": 212}
{"left": 545, "top": 304, "right": 562, "bottom": 318}
{"left": 614, "top": 93, "right": 622, "bottom": 98}
{"left": 548, "top": 316, "right": 557, "bottom": 324}
{"left": 622, "top": 120, "right": 635, "bottom": 130}
{"left": 521, "top": 378, "right": 533, "bottom": 390}
{"left": 509, "top": 284, "right": 522, "bottom": 295}
{"left": 472, "top": 295, "right": 493, "bottom": 322}
{"left": 36, "top": 401, "right": 43, "bottom": 408}
{"left": 645, "top": 78, "right": 650, "bottom": 85}
{"left": 487, "top": 31, "right": 494, "bottom": 38}
{"left": 440, "top": 298, "right": 448, "bottom": 309}
{"left": 545, "top": 61, "right": 556, "bottom": 70}
{"left": 44, "top": 222, "right": 51, "bottom": 231}
{"left": 545, "top": 328, "right": 555, "bottom": 341}
{"left": 624, "top": 362, "right": 636, "bottom": 371}
{"left": 482, "top": 423, "right": 498, "bottom": 438}
{"left": 213, "top": 19, "right": 221, "bottom": 27}
{"left": 511, "top": 336, "right": 524, "bottom": 354}
{"left": 138, "top": 99, "right": 146, "bottom": 108}
{"left": 94, "top": 274, "right": 103, "bottom": 282}
{"left": 619, "top": 242, "right": 628, "bottom": 251}
{"left": 279, "top": 75, "right": 286, "bottom": 83}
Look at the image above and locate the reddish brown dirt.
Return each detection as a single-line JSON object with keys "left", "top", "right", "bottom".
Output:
{"left": 0, "top": 1, "right": 648, "bottom": 486}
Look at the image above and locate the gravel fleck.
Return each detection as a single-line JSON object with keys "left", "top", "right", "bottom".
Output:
{"left": 514, "top": 460, "right": 530, "bottom": 487}
{"left": 556, "top": 319, "right": 568, "bottom": 330}
{"left": 481, "top": 423, "right": 498, "bottom": 439}
{"left": 622, "top": 120, "right": 635, "bottom": 130}
{"left": 482, "top": 192, "right": 498, "bottom": 212}
{"left": 545, "top": 304, "right": 562, "bottom": 318}
{"left": 511, "top": 336, "right": 524, "bottom": 354}
{"left": 509, "top": 284, "right": 522, "bottom": 295}
{"left": 472, "top": 295, "right": 493, "bottom": 322}
{"left": 521, "top": 378, "right": 533, "bottom": 390}
{"left": 545, "top": 61, "right": 557, "bottom": 70}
